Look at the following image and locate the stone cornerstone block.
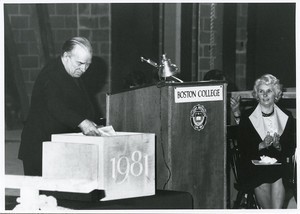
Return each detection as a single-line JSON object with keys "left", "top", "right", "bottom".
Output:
{"left": 42, "top": 132, "right": 155, "bottom": 201}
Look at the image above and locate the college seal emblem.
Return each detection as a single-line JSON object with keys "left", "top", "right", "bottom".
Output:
{"left": 190, "top": 104, "right": 207, "bottom": 131}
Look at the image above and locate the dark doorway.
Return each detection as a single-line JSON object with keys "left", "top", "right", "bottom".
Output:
{"left": 222, "top": 4, "right": 237, "bottom": 88}
{"left": 111, "top": 3, "right": 160, "bottom": 93}
{"left": 247, "top": 3, "right": 295, "bottom": 89}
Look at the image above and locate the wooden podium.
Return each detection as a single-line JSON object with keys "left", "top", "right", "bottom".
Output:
{"left": 106, "top": 81, "right": 227, "bottom": 208}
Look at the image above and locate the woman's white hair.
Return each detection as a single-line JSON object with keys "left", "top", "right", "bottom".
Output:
{"left": 252, "top": 74, "right": 283, "bottom": 102}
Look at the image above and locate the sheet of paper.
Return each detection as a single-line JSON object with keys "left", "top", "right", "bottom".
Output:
{"left": 97, "top": 125, "right": 117, "bottom": 136}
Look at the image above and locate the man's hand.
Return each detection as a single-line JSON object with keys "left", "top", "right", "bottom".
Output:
{"left": 78, "top": 119, "right": 101, "bottom": 136}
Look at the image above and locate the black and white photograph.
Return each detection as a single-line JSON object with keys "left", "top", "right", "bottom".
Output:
{"left": 0, "top": 0, "right": 298, "bottom": 213}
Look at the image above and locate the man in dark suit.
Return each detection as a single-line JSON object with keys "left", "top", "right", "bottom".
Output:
{"left": 19, "top": 37, "right": 101, "bottom": 176}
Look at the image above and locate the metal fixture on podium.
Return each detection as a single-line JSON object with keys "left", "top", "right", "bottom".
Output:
{"left": 141, "top": 54, "right": 183, "bottom": 83}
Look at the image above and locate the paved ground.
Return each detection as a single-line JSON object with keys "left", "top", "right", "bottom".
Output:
{"left": 5, "top": 129, "right": 23, "bottom": 175}
{"left": 5, "top": 129, "right": 23, "bottom": 197}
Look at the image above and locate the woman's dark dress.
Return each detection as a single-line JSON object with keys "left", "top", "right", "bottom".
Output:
{"left": 237, "top": 105, "right": 296, "bottom": 190}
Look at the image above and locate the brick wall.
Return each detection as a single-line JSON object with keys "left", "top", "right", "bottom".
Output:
{"left": 5, "top": 3, "right": 111, "bottom": 114}
{"left": 5, "top": 4, "right": 40, "bottom": 99}
{"left": 196, "top": 3, "right": 248, "bottom": 89}
{"left": 5, "top": 3, "right": 247, "bottom": 118}
{"left": 197, "top": 3, "right": 223, "bottom": 81}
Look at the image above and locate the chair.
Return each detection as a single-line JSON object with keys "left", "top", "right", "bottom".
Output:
{"left": 227, "top": 125, "right": 260, "bottom": 209}
{"left": 292, "top": 155, "right": 297, "bottom": 202}
{"left": 282, "top": 123, "right": 297, "bottom": 204}
{"left": 292, "top": 154, "right": 297, "bottom": 202}
{"left": 284, "top": 152, "right": 297, "bottom": 203}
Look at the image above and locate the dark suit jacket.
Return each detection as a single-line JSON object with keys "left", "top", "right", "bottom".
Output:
{"left": 19, "top": 57, "right": 96, "bottom": 170}
{"left": 237, "top": 104, "right": 296, "bottom": 189}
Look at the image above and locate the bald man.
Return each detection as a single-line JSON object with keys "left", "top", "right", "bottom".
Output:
{"left": 19, "top": 37, "right": 101, "bottom": 176}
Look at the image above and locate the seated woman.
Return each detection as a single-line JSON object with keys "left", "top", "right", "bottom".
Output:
{"left": 237, "top": 74, "right": 296, "bottom": 209}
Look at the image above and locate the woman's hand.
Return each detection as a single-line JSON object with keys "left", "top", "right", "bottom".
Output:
{"left": 272, "top": 132, "right": 282, "bottom": 151}
{"left": 259, "top": 132, "right": 273, "bottom": 150}
{"left": 230, "top": 96, "right": 241, "bottom": 117}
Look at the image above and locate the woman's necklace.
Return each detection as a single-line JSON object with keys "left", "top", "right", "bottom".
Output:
{"left": 262, "top": 108, "right": 274, "bottom": 117}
